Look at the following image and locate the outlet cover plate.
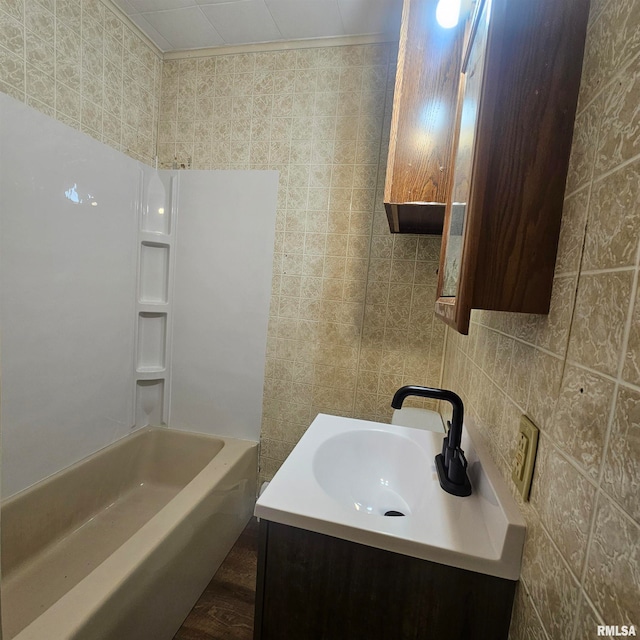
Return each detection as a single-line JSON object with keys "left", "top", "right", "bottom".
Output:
{"left": 512, "top": 415, "right": 539, "bottom": 501}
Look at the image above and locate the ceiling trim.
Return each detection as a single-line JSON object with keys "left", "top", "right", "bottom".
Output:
{"left": 101, "top": 0, "right": 164, "bottom": 58}
{"left": 163, "top": 33, "right": 395, "bottom": 61}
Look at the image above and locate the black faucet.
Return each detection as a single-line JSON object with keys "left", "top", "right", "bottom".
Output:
{"left": 391, "top": 385, "right": 472, "bottom": 497}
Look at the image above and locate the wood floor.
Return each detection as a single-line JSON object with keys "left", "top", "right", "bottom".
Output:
{"left": 174, "top": 518, "right": 259, "bottom": 640}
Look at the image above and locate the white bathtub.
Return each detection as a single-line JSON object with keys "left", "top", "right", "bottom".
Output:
{"left": 1, "top": 426, "right": 258, "bottom": 640}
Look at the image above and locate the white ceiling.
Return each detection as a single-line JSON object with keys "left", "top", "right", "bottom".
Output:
{"left": 112, "top": 0, "right": 403, "bottom": 52}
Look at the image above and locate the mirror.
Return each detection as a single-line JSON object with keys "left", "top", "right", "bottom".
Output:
{"left": 441, "top": 0, "right": 490, "bottom": 297}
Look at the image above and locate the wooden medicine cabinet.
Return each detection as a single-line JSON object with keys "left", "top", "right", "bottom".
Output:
{"left": 435, "top": 0, "right": 590, "bottom": 334}
{"left": 384, "top": 0, "right": 465, "bottom": 234}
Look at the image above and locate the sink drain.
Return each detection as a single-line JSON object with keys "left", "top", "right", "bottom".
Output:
{"left": 384, "top": 510, "right": 405, "bottom": 517}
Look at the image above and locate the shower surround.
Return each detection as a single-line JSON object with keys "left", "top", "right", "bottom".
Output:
{"left": 0, "top": 75, "right": 276, "bottom": 640}
{"left": 0, "top": 91, "right": 277, "bottom": 496}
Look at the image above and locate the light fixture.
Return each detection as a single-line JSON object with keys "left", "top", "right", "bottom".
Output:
{"left": 436, "top": 0, "right": 461, "bottom": 28}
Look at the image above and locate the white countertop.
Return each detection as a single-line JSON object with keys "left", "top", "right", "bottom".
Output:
{"left": 255, "top": 413, "right": 526, "bottom": 580}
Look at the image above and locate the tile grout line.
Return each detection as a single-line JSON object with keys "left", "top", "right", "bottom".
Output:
{"left": 563, "top": 177, "right": 592, "bottom": 203}
{"left": 578, "top": 265, "right": 636, "bottom": 276}
{"left": 590, "top": 144, "right": 640, "bottom": 188}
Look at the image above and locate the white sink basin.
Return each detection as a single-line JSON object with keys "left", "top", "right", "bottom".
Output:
{"left": 255, "top": 414, "right": 525, "bottom": 580}
{"left": 313, "top": 429, "right": 429, "bottom": 516}
{"left": 255, "top": 414, "right": 526, "bottom": 580}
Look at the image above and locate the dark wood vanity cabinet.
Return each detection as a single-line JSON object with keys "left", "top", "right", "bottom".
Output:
{"left": 435, "top": 0, "right": 590, "bottom": 334}
{"left": 254, "top": 520, "right": 517, "bottom": 640}
{"left": 384, "top": 0, "right": 465, "bottom": 234}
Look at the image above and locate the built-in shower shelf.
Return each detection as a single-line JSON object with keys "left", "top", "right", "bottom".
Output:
{"left": 134, "top": 167, "right": 177, "bottom": 429}
{"left": 138, "top": 303, "right": 169, "bottom": 312}
{"left": 136, "top": 378, "right": 165, "bottom": 427}
{"left": 136, "top": 367, "right": 167, "bottom": 375}
{"left": 141, "top": 172, "right": 173, "bottom": 235}
{"left": 139, "top": 242, "right": 170, "bottom": 305}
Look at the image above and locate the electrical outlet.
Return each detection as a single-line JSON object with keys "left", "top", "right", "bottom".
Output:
{"left": 511, "top": 415, "right": 539, "bottom": 501}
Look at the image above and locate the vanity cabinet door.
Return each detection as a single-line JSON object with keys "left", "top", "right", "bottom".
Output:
{"left": 435, "top": 0, "right": 590, "bottom": 334}
{"left": 383, "top": 0, "right": 464, "bottom": 234}
{"left": 254, "top": 520, "right": 517, "bottom": 640}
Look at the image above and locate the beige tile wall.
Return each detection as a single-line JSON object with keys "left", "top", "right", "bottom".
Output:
{"left": 0, "top": 0, "right": 162, "bottom": 163}
{"left": 442, "top": 0, "right": 640, "bottom": 637}
{"left": 158, "top": 43, "right": 444, "bottom": 483}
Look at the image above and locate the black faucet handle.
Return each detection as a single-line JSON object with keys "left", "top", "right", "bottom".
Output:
{"left": 435, "top": 450, "right": 472, "bottom": 497}
{"left": 448, "top": 449, "right": 469, "bottom": 486}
